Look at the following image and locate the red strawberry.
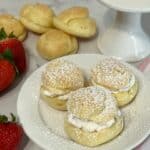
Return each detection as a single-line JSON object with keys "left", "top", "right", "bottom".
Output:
{"left": 0, "top": 114, "right": 23, "bottom": 150}
{"left": 0, "top": 59, "right": 16, "bottom": 92}
{"left": 0, "top": 28, "right": 26, "bottom": 73}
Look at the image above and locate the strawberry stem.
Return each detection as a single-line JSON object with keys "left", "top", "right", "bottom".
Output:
{"left": 0, "top": 113, "right": 16, "bottom": 123}
{"left": 10, "top": 113, "right": 16, "bottom": 122}
{"left": 0, "top": 28, "right": 16, "bottom": 40}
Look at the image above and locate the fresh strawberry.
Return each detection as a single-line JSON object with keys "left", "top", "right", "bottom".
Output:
{"left": 0, "top": 114, "right": 23, "bottom": 150}
{"left": 0, "top": 28, "right": 26, "bottom": 73}
{"left": 0, "top": 59, "right": 16, "bottom": 92}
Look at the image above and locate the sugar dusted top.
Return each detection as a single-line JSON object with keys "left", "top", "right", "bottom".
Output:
{"left": 67, "top": 86, "right": 120, "bottom": 124}
{"left": 91, "top": 58, "right": 134, "bottom": 90}
{"left": 41, "top": 59, "right": 84, "bottom": 90}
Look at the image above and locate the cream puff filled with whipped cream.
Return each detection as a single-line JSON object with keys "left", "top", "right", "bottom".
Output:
{"left": 40, "top": 59, "right": 84, "bottom": 111}
{"left": 91, "top": 58, "right": 138, "bottom": 107}
{"left": 65, "top": 86, "right": 124, "bottom": 147}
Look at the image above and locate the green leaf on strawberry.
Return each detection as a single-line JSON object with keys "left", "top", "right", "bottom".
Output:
{"left": 0, "top": 115, "right": 8, "bottom": 123}
{"left": 0, "top": 28, "right": 7, "bottom": 40}
{"left": 0, "top": 113, "right": 16, "bottom": 123}
{"left": 8, "top": 32, "right": 16, "bottom": 38}
{"left": 0, "top": 28, "right": 26, "bottom": 74}
{"left": 0, "top": 28, "right": 16, "bottom": 41}
{"left": 1, "top": 48, "right": 13, "bottom": 61}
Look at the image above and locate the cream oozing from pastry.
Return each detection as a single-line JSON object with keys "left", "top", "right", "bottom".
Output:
{"left": 67, "top": 86, "right": 122, "bottom": 132}
{"left": 42, "top": 87, "right": 70, "bottom": 101}
{"left": 68, "top": 114, "right": 115, "bottom": 132}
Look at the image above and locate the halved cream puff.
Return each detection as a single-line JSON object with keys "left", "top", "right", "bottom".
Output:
{"left": 40, "top": 59, "right": 84, "bottom": 111}
{"left": 91, "top": 58, "right": 138, "bottom": 107}
{"left": 65, "top": 86, "right": 124, "bottom": 147}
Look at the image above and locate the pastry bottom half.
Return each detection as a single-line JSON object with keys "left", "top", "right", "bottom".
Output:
{"left": 113, "top": 81, "right": 138, "bottom": 107}
{"left": 40, "top": 92, "right": 67, "bottom": 111}
{"left": 64, "top": 116, "right": 124, "bottom": 147}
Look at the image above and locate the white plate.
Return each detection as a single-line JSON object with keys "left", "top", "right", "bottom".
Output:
{"left": 17, "top": 54, "right": 150, "bottom": 150}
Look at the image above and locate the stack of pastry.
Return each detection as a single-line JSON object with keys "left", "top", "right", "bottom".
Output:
{"left": 19, "top": 3, "right": 97, "bottom": 60}
{"left": 0, "top": 3, "right": 97, "bottom": 59}
{"left": 39, "top": 57, "right": 138, "bottom": 147}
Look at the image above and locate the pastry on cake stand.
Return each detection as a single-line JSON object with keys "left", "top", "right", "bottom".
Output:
{"left": 97, "top": 0, "right": 150, "bottom": 62}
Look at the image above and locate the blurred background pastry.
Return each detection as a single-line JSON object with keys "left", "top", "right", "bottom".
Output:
{"left": 37, "top": 29, "right": 78, "bottom": 60}
{"left": 53, "top": 6, "right": 96, "bottom": 38}
{"left": 40, "top": 59, "right": 84, "bottom": 111}
{"left": 91, "top": 58, "right": 138, "bottom": 107}
{"left": 65, "top": 86, "right": 123, "bottom": 147}
{"left": 20, "top": 3, "right": 54, "bottom": 34}
{"left": 0, "top": 14, "right": 27, "bottom": 41}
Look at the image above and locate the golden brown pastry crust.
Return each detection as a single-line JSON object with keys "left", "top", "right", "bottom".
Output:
{"left": 0, "top": 14, "right": 27, "bottom": 41}
{"left": 20, "top": 3, "right": 54, "bottom": 33}
{"left": 64, "top": 116, "right": 124, "bottom": 147}
{"left": 37, "top": 29, "right": 78, "bottom": 60}
{"left": 53, "top": 6, "right": 96, "bottom": 38}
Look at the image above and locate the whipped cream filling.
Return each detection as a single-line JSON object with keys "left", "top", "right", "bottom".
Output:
{"left": 68, "top": 114, "right": 115, "bottom": 132}
{"left": 42, "top": 89, "right": 70, "bottom": 101}
{"left": 91, "top": 74, "right": 135, "bottom": 93}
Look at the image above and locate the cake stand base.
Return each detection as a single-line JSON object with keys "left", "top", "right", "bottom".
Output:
{"left": 97, "top": 12, "right": 150, "bottom": 62}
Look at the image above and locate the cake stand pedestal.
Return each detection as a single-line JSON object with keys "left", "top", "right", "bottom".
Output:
{"left": 98, "top": 0, "right": 150, "bottom": 62}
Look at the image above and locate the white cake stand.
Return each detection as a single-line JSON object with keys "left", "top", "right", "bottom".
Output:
{"left": 97, "top": 0, "right": 150, "bottom": 62}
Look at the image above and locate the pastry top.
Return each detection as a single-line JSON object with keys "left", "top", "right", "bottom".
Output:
{"left": 41, "top": 59, "right": 84, "bottom": 90}
{"left": 67, "top": 86, "right": 121, "bottom": 124}
{"left": 0, "top": 14, "right": 26, "bottom": 38}
{"left": 57, "top": 7, "right": 89, "bottom": 23}
{"left": 20, "top": 3, "right": 54, "bottom": 27}
{"left": 53, "top": 6, "right": 96, "bottom": 38}
{"left": 91, "top": 58, "right": 135, "bottom": 91}
{"left": 37, "top": 29, "right": 78, "bottom": 60}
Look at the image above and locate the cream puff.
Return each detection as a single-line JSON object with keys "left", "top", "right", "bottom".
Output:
{"left": 53, "top": 6, "right": 96, "bottom": 38}
{"left": 20, "top": 3, "right": 54, "bottom": 34}
{"left": 40, "top": 59, "right": 84, "bottom": 111}
{"left": 65, "top": 86, "right": 123, "bottom": 147}
{"left": 91, "top": 58, "right": 138, "bottom": 107}
{"left": 0, "top": 14, "right": 27, "bottom": 41}
{"left": 37, "top": 29, "right": 78, "bottom": 60}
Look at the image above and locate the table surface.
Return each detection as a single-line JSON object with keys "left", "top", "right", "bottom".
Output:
{"left": 0, "top": 0, "right": 150, "bottom": 150}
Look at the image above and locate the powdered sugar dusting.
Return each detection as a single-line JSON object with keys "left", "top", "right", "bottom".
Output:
{"left": 91, "top": 58, "right": 134, "bottom": 90}
{"left": 67, "top": 86, "right": 121, "bottom": 131}
{"left": 41, "top": 59, "right": 84, "bottom": 90}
